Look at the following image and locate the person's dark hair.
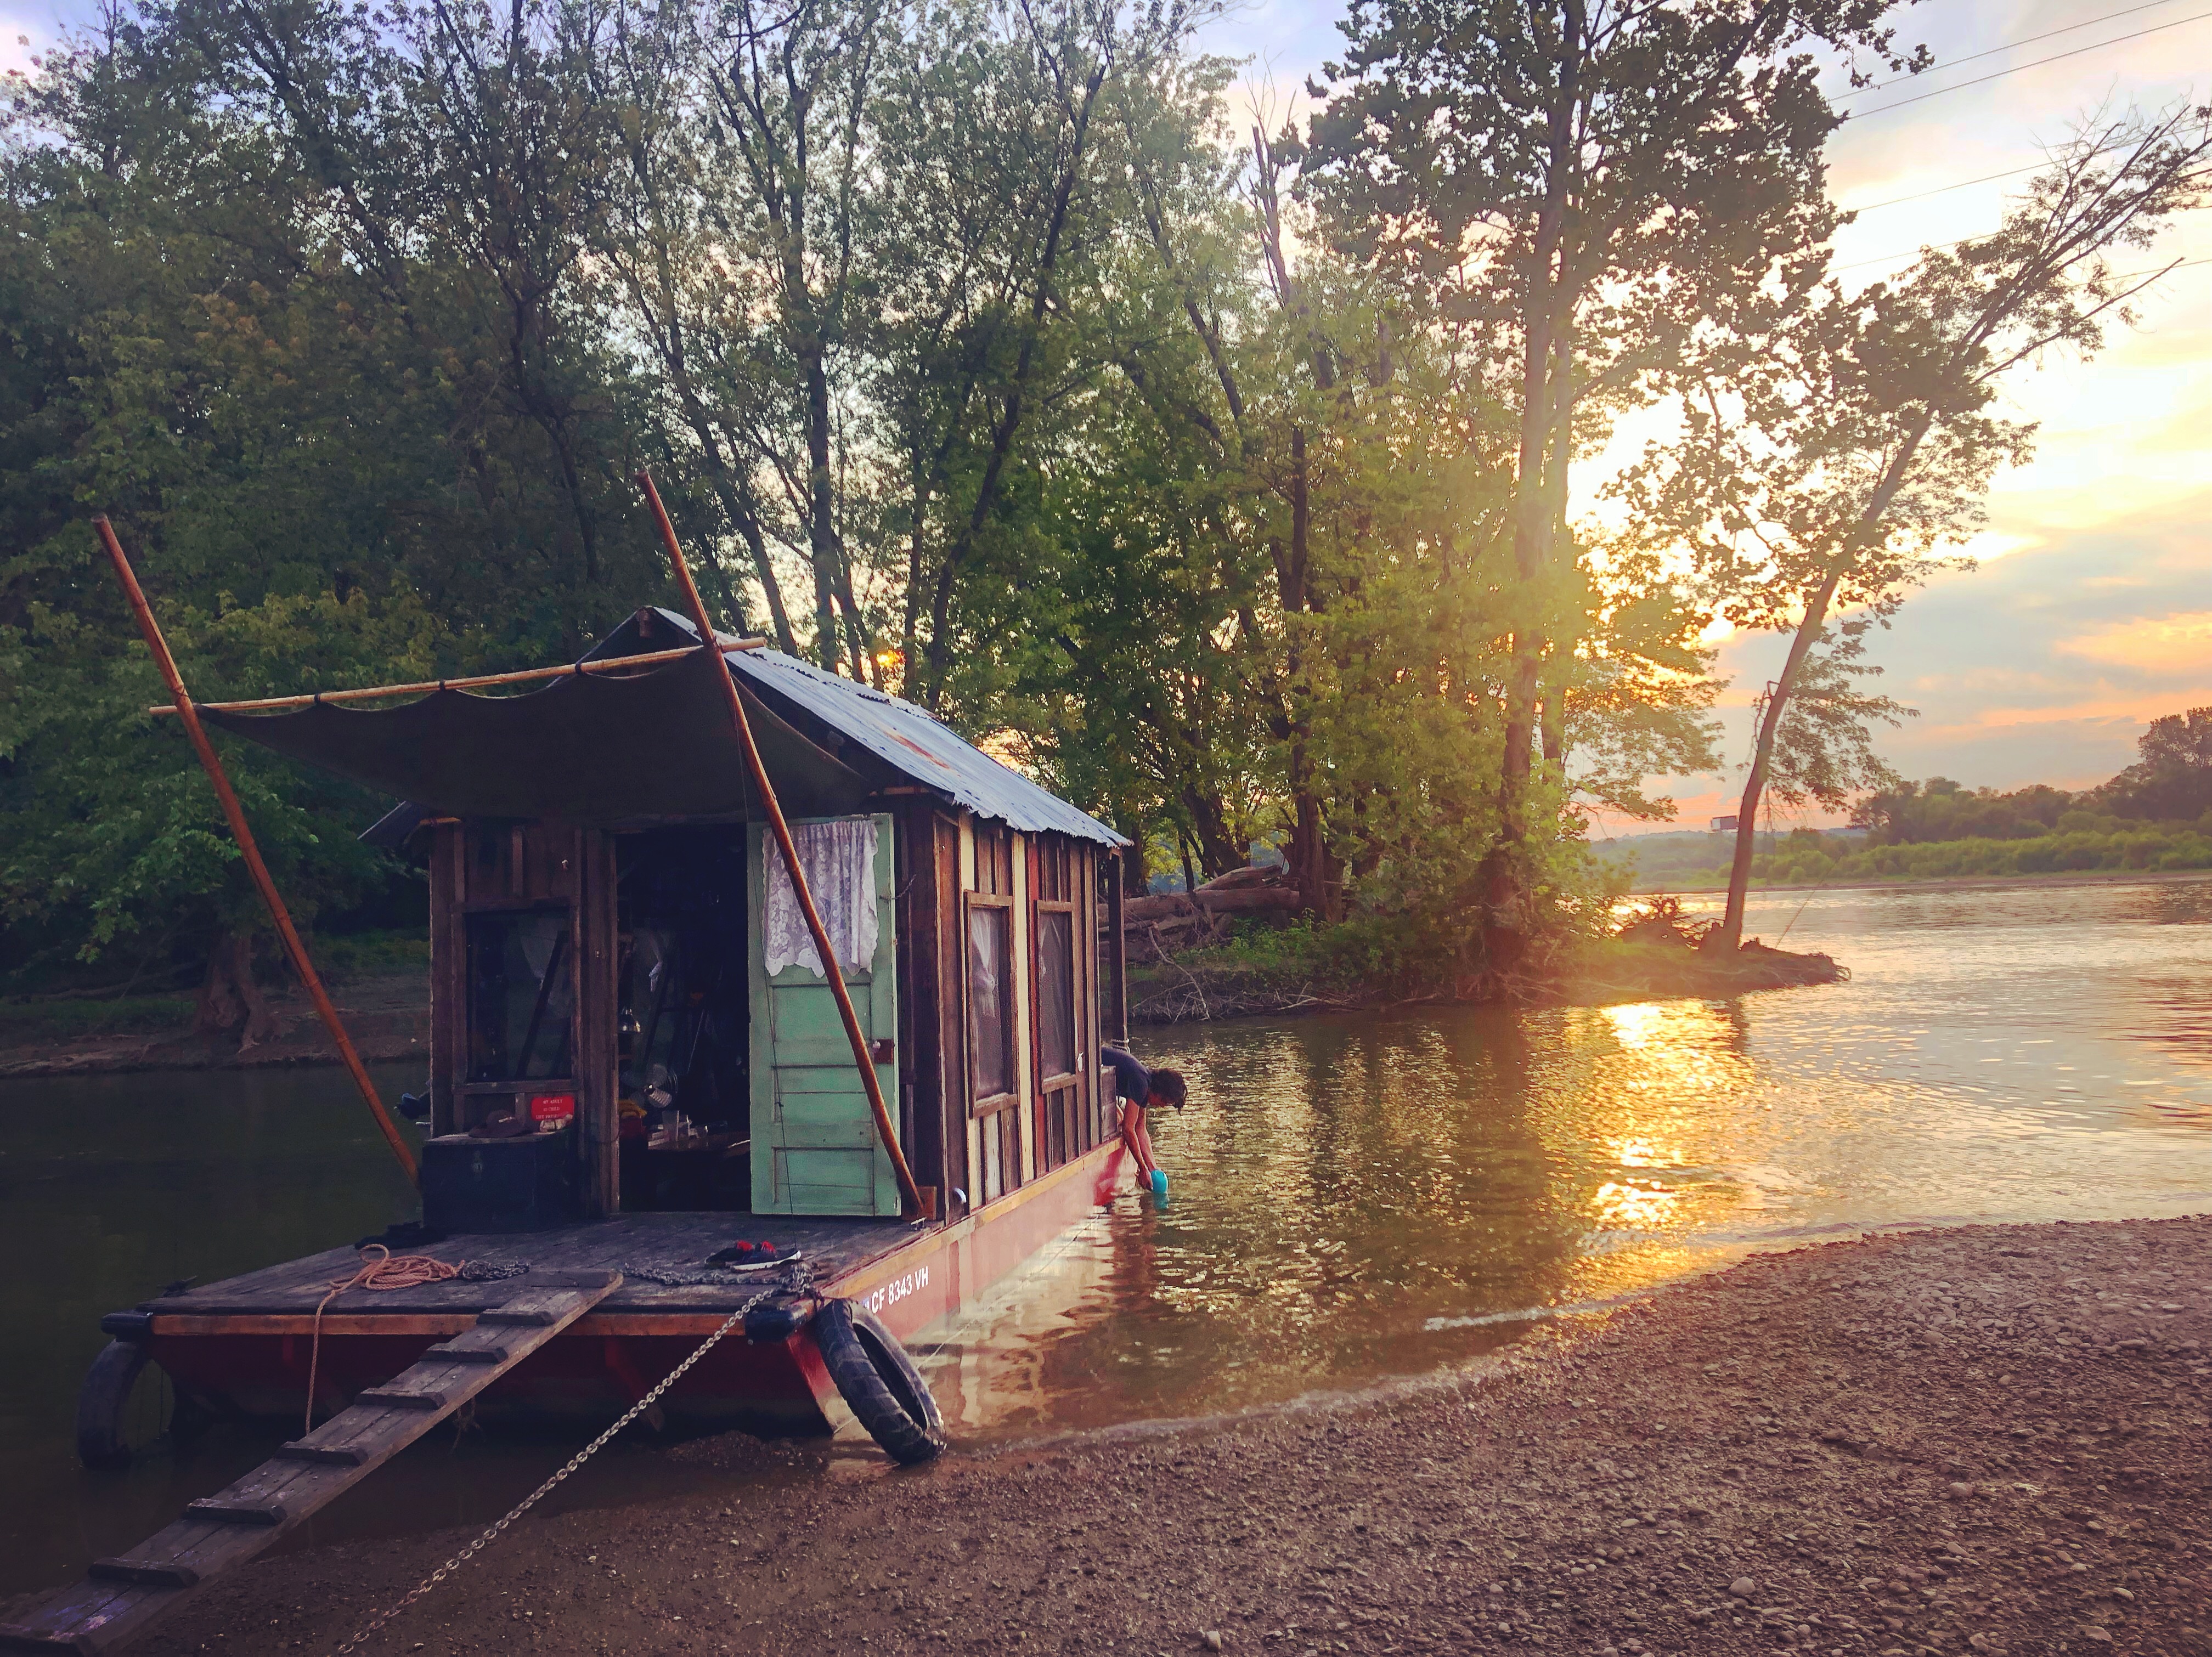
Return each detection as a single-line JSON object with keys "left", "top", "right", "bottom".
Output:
{"left": 1149, "top": 1068, "right": 1188, "bottom": 1109}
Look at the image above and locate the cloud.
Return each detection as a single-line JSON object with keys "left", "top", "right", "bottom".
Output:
{"left": 1825, "top": 497, "right": 2210, "bottom": 784}
{"left": 2061, "top": 612, "right": 2212, "bottom": 675}
{"left": 1602, "top": 491, "right": 2212, "bottom": 835}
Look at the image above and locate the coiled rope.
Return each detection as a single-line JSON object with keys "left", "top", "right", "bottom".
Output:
{"left": 305, "top": 1247, "right": 471, "bottom": 1435}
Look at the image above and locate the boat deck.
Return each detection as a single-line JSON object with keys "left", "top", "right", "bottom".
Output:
{"left": 144, "top": 1213, "right": 923, "bottom": 1320}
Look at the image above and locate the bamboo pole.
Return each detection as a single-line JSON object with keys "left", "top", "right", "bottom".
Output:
{"left": 144, "top": 641, "right": 764, "bottom": 717}
{"left": 634, "top": 471, "right": 926, "bottom": 1221}
{"left": 94, "top": 517, "right": 420, "bottom": 1184}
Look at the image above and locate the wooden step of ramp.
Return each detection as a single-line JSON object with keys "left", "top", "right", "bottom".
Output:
{"left": 0, "top": 1270, "right": 621, "bottom": 1655}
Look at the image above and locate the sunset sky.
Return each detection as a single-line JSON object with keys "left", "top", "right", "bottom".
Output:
{"left": 1189, "top": 0, "right": 2210, "bottom": 830}
{"left": 4, "top": 0, "right": 2204, "bottom": 833}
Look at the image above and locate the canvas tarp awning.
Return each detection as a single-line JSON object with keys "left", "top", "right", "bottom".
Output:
{"left": 201, "top": 646, "right": 872, "bottom": 827}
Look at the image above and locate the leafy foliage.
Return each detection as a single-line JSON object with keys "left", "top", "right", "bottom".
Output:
{"left": 3, "top": 0, "right": 2195, "bottom": 1006}
{"left": 2098, "top": 707, "right": 2212, "bottom": 822}
{"left": 1852, "top": 777, "right": 2076, "bottom": 845}
{"left": 1617, "top": 105, "right": 2212, "bottom": 948}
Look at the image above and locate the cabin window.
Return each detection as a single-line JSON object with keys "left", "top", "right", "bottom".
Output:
{"left": 1036, "top": 908, "right": 1076, "bottom": 1081}
{"left": 466, "top": 908, "right": 575, "bottom": 1082}
{"left": 966, "top": 896, "right": 1016, "bottom": 1105}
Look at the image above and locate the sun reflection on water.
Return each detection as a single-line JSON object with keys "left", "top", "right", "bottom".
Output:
{"left": 916, "top": 878, "right": 2211, "bottom": 1441}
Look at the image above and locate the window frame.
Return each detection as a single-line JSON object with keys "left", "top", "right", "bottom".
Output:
{"left": 963, "top": 890, "right": 1020, "bottom": 1119}
{"left": 1032, "top": 897, "right": 1081, "bottom": 1089}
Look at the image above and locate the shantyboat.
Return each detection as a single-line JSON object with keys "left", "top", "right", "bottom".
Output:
{"left": 0, "top": 506, "right": 1147, "bottom": 1657}
{"left": 76, "top": 600, "right": 1138, "bottom": 1454}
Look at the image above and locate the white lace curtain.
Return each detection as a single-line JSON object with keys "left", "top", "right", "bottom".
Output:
{"left": 764, "top": 818, "right": 880, "bottom": 978}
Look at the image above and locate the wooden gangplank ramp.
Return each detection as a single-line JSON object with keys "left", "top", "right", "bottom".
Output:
{"left": 0, "top": 1270, "right": 622, "bottom": 1655}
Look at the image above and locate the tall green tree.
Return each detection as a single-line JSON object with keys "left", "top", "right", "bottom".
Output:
{"left": 1622, "top": 107, "right": 2212, "bottom": 951}
{"left": 1300, "top": 0, "right": 1915, "bottom": 963}
{"left": 0, "top": 1, "right": 658, "bottom": 1017}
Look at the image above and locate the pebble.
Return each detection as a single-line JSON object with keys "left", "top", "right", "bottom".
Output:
{"left": 1202, "top": 1633, "right": 1223, "bottom": 1652}
{"left": 1949, "top": 1481, "right": 1977, "bottom": 1498}
{"left": 1730, "top": 1577, "right": 1757, "bottom": 1598}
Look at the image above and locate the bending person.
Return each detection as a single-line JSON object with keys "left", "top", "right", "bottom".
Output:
{"left": 1101, "top": 1044, "right": 1186, "bottom": 1201}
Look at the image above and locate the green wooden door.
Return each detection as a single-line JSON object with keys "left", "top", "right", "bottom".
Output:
{"left": 748, "top": 814, "right": 901, "bottom": 1215}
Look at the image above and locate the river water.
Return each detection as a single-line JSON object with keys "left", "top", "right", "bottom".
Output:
{"left": 1, "top": 877, "right": 2205, "bottom": 1597}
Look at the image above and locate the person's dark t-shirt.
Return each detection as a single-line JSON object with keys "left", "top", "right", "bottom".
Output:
{"left": 1100, "top": 1046, "right": 1150, "bottom": 1107}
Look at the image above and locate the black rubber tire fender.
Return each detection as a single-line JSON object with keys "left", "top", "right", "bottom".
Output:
{"left": 77, "top": 1339, "right": 157, "bottom": 1470}
{"left": 810, "top": 1298, "right": 947, "bottom": 1466}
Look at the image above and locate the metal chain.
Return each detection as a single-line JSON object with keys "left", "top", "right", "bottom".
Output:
{"left": 330, "top": 1273, "right": 801, "bottom": 1656}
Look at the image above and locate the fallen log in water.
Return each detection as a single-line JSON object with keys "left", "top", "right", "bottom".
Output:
{"left": 1120, "top": 886, "right": 1304, "bottom": 927}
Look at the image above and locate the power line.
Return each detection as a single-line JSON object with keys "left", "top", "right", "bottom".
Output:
{"left": 1843, "top": 10, "right": 2212, "bottom": 120}
{"left": 1831, "top": 161, "right": 2212, "bottom": 268}
{"left": 1834, "top": 233, "right": 1983, "bottom": 271}
{"left": 1844, "top": 134, "right": 2207, "bottom": 216}
{"left": 1832, "top": 237, "right": 2208, "bottom": 274}
{"left": 2110, "top": 256, "right": 2208, "bottom": 279}
{"left": 1837, "top": 0, "right": 2193, "bottom": 101}
{"left": 1843, "top": 149, "right": 2119, "bottom": 214}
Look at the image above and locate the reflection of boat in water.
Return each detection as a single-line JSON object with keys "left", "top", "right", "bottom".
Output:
{"left": 3, "top": 555, "right": 1135, "bottom": 1652}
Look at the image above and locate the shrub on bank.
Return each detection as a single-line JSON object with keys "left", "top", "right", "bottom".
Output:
{"left": 1126, "top": 854, "right": 1636, "bottom": 1020}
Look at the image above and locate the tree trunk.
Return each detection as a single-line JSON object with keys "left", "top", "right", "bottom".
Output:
{"left": 1118, "top": 839, "right": 1148, "bottom": 898}
{"left": 1486, "top": 12, "right": 1581, "bottom": 964}
{"left": 1710, "top": 415, "right": 1931, "bottom": 952}
{"left": 796, "top": 342, "right": 844, "bottom": 670}
{"left": 1280, "top": 426, "right": 1338, "bottom": 919}
{"left": 720, "top": 462, "right": 800, "bottom": 655}
{"left": 1711, "top": 609, "right": 1825, "bottom": 954}
{"left": 919, "top": 63, "right": 1105, "bottom": 710}
{"left": 629, "top": 275, "right": 799, "bottom": 653}
{"left": 1481, "top": 311, "right": 1565, "bottom": 972}
{"left": 196, "top": 930, "right": 285, "bottom": 1050}
{"left": 1181, "top": 785, "right": 1243, "bottom": 881}
{"left": 1286, "top": 738, "right": 1339, "bottom": 920}
{"left": 1251, "top": 133, "right": 1338, "bottom": 921}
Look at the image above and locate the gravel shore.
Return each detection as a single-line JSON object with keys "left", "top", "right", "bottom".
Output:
{"left": 108, "top": 1215, "right": 2211, "bottom": 1656}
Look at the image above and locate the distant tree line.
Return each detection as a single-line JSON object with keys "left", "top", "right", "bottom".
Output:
{"left": 1855, "top": 708, "right": 2212, "bottom": 844}
{"left": 1616, "top": 708, "right": 2212, "bottom": 891}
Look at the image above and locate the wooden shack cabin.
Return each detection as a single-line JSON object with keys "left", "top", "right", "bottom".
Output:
{"left": 71, "top": 606, "right": 1138, "bottom": 1444}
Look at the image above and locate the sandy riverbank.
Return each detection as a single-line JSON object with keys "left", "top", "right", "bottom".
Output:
{"left": 73, "top": 1214, "right": 2207, "bottom": 1657}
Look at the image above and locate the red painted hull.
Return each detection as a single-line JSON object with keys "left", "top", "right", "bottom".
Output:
{"left": 146, "top": 1136, "right": 1128, "bottom": 1436}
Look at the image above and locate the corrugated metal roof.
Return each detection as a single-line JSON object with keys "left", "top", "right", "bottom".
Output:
{"left": 715, "top": 637, "right": 1128, "bottom": 847}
